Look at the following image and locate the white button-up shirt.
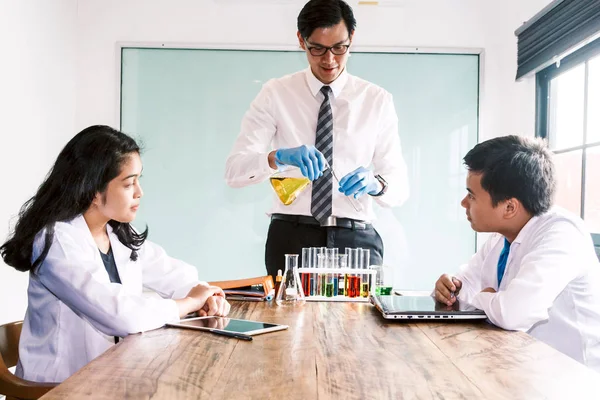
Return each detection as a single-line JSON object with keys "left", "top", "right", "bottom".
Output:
{"left": 225, "top": 68, "right": 409, "bottom": 222}
{"left": 456, "top": 207, "right": 600, "bottom": 371}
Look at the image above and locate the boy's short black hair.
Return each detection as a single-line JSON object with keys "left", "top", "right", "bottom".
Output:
{"left": 463, "top": 135, "right": 556, "bottom": 216}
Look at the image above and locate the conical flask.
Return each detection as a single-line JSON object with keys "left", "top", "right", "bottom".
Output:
{"left": 275, "top": 254, "right": 306, "bottom": 306}
{"left": 269, "top": 168, "right": 310, "bottom": 206}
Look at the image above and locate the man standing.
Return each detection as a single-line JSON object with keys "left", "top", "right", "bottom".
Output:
{"left": 225, "top": 0, "right": 409, "bottom": 279}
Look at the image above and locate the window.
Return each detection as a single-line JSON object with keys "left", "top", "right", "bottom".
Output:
{"left": 536, "top": 38, "right": 600, "bottom": 244}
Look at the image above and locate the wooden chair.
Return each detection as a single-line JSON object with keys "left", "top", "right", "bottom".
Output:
{"left": 0, "top": 321, "right": 56, "bottom": 400}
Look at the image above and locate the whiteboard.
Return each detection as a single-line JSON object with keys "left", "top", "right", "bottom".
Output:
{"left": 120, "top": 46, "right": 479, "bottom": 290}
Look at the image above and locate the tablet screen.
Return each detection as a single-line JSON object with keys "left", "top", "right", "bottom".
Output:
{"left": 171, "top": 317, "right": 287, "bottom": 335}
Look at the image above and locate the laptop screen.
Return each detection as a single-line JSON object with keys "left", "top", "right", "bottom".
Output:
{"left": 376, "top": 295, "right": 486, "bottom": 316}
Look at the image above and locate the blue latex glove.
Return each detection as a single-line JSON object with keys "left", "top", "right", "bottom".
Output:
{"left": 338, "top": 167, "right": 379, "bottom": 199}
{"left": 275, "top": 145, "right": 326, "bottom": 181}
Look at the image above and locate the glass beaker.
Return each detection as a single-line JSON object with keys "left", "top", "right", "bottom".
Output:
{"left": 323, "top": 162, "right": 363, "bottom": 212}
{"left": 269, "top": 167, "right": 310, "bottom": 206}
{"left": 372, "top": 264, "right": 394, "bottom": 296}
{"left": 275, "top": 254, "right": 306, "bottom": 306}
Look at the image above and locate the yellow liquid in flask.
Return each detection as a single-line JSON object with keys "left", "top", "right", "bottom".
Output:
{"left": 270, "top": 177, "right": 311, "bottom": 205}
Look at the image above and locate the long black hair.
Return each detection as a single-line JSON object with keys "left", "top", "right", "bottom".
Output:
{"left": 1, "top": 125, "right": 148, "bottom": 272}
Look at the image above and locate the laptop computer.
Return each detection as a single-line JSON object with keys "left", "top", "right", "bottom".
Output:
{"left": 370, "top": 295, "right": 487, "bottom": 320}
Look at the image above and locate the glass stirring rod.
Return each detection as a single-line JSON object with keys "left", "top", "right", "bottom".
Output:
{"left": 322, "top": 161, "right": 363, "bottom": 212}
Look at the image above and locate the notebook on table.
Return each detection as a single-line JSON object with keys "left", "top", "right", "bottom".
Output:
{"left": 370, "top": 295, "right": 487, "bottom": 320}
{"left": 209, "top": 276, "right": 275, "bottom": 301}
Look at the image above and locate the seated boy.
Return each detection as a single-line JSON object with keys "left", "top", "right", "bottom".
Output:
{"left": 434, "top": 135, "right": 600, "bottom": 372}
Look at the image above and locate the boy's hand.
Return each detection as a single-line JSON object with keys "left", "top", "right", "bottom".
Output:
{"left": 434, "top": 274, "right": 462, "bottom": 306}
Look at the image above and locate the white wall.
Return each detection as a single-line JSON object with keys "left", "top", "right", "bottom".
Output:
{"left": 0, "top": 0, "right": 78, "bottom": 324}
{"left": 0, "top": 0, "right": 552, "bottom": 320}
{"left": 75, "top": 0, "right": 551, "bottom": 139}
{"left": 74, "top": 0, "right": 551, "bottom": 264}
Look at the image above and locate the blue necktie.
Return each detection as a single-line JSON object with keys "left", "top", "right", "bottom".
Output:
{"left": 497, "top": 238, "right": 511, "bottom": 288}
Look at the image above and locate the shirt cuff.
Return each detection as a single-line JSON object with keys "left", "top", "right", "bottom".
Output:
{"left": 260, "top": 152, "right": 279, "bottom": 175}
{"left": 165, "top": 299, "right": 181, "bottom": 323}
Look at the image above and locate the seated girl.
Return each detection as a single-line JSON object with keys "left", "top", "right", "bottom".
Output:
{"left": 0, "top": 125, "right": 230, "bottom": 383}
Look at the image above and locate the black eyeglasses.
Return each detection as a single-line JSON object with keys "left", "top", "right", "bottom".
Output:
{"left": 304, "top": 40, "right": 351, "bottom": 56}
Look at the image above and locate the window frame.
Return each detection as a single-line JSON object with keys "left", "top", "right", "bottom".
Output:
{"left": 536, "top": 37, "right": 600, "bottom": 245}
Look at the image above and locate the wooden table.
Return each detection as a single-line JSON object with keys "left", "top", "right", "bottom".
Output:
{"left": 41, "top": 301, "right": 599, "bottom": 399}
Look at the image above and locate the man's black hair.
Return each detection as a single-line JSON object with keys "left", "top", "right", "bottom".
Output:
{"left": 297, "top": 0, "right": 356, "bottom": 40}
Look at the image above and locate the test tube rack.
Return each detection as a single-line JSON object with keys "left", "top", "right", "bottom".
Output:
{"left": 298, "top": 268, "right": 377, "bottom": 302}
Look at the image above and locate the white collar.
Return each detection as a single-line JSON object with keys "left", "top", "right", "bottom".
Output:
{"left": 69, "top": 214, "right": 133, "bottom": 266}
{"left": 305, "top": 67, "right": 348, "bottom": 99}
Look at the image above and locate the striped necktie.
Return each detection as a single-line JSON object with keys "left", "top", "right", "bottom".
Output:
{"left": 311, "top": 86, "right": 334, "bottom": 224}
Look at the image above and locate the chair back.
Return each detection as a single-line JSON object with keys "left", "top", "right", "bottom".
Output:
{"left": 0, "top": 321, "right": 56, "bottom": 400}
{"left": 0, "top": 321, "right": 21, "bottom": 369}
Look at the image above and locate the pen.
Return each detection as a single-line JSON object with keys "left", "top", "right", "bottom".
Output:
{"left": 209, "top": 329, "right": 253, "bottom": 341}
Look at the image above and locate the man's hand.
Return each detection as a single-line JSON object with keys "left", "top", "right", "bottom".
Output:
{"left": 273, "top": 145, "right": 326, "bottom": 181}
{"left": 434, "top": 274, "right": 462, "bottom": 306}
{"left": 338, "top": 166, "right": 379, "bottom": 198}
{"left": 480, "top": 287, "right": 496, "bottom": 294}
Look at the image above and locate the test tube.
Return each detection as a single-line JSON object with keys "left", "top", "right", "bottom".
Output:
{"left": 351, "top": 248, "right": 361, "bottom": 298}
{"left": 316, "top": 253, "right": 327, "bottom": 296}
{"left": 331, "top": 253, "right": 339, "bottom": 297}
{"left": 325, "top": 248, "right": 337, "bottom": 298}
{"left": 360, "top": 249, "right": 370, "bottom": 298}
{"left": 301, "top": 247, "right": 311, "bottom": 297}
{"left": 309, "top": 247, "right": 317, "bottom": 296}
{"left": 319, "top": 247, "right": 327, "bottom": 296}
{"left": 344, "top": 248, "right": 352, "bottom": 297}
{"left": 349, "top": 248, "right": 360, "bottom": 298}
{"left": 325, "top": 255, "right": 334, "bottom": 298}
{"left": 337, "top": 254, "right": 347, "bottom": 296}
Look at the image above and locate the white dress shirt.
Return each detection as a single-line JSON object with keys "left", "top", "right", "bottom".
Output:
{"left": 225, "top": 68, "right": 409, "bottom": 222}
{"left": 16, "top": 215, "right": 203, "bottom": 383}
{"left": 455, "top": 207, "right": 600, "bottom": 371}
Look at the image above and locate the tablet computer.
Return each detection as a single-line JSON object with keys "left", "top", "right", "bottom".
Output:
{"left": 166, "top": 316, "right": 288, "bottom": 336}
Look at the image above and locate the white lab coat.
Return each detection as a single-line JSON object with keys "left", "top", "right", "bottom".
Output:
{"left": 15, "top": 215, "right": 204, "bottom": 383}
{"left": 456, "top": 207, "right": 600, "bottom": 372}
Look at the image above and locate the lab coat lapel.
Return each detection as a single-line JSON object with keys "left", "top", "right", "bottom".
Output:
{"left": 69, "top": 215, "right": 133, "bottom": 286}
{"left": 69, "top": 215, "right": 99, "bottom": 251}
